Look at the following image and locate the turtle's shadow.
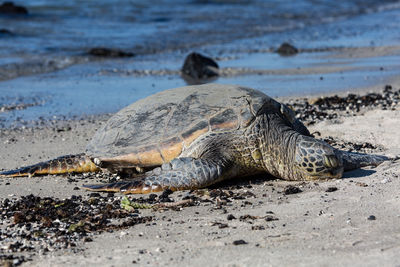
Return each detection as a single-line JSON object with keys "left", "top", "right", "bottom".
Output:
{"left": 210, "top": 169, "right": 376, "bottom": 189}
{"left": 209, "top": 174, "right": 272, "bottom": 190}
{"left": 342, "top": 169, "right": 376, "bottom": 179}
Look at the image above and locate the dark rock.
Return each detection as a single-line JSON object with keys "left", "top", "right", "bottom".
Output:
{"left": 0, "top": 2, "right": 28, "bottom": 15}
{"left": 84, "top": 237, "right": 93, "bottom": 242}
{"left": 367, "top": 215, "right": 376, "bottom": 220}
{"left": 384, "top": 85, "right": 392, "bottom": 91}
{"left": 233, "top": 239, "right": 248, "bottom": 245}
{"left": 283, "top": 185, "right": 302, "bottom": 195}
{"left": 88, "top": 47, "right": 135, "bottom": 58}
{"left": 265, "top": 214, "right": 279, "bottom": 221}
{"left": 325, "top": 187, "right": 338, "bottom": 192}
{"left": 276, "top": 42, "right": 298, "bottom": 56}
{"left": 0, "top": 28, "right": 13, "bottom": 36}
{"left": 181, "top": 52, "right": 219, "bottom": 81}
{"left": 227, "top": 214, "right": 236, "bottom": 220}
{"left": 159, "top": 189, "right": 173, "bottom": 202}
{"left": 211, "top": 221, "right": 229, "bottom": 228}
{"left": 251, "top": 225, "right": 265, "bottom": 230}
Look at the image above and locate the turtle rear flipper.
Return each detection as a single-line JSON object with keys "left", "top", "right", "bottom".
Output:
{"left": 336, "top": 150, "right": 390, "bottom": 171}
{"left": 82, "top": 157, "right": 231, "bottom": 194}
{"left": 0, "top": 154, "right": 100, "bottom": 177}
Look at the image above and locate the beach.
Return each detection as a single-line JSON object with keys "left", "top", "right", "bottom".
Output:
{"left": 1, "top": 86, "right": 400, "bottom": 266}
{"left": 1, "top": 0, "right": 400, "bottom": 266}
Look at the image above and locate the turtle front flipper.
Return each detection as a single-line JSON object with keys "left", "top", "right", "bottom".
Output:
{"left": 83, "top": 157, "right": 231, "bottom": 194}
{"left": 0, "top": 154, "right": 100, "bottom": 177}
{"left": 335, "top": 150, "right": 390, "bottom": 171}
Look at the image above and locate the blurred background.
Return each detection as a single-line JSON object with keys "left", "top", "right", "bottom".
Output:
{"left": 0, "top": 0, "right": 399, "bottom": 127}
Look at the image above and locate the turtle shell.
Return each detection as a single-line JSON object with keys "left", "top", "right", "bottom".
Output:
{"left": 86, "top": 84, "right": 282, "bottom": 168}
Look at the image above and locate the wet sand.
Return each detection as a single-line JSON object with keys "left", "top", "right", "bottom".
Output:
{"left": 2, "top": 43, "right": 400, "bottom": 129}
{"left": 1, "top": 87, "right": 399, "bottom": 266}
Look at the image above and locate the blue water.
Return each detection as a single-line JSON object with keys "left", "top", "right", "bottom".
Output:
{"left": 1, "top": 0, "right": 400, "bottom": 127}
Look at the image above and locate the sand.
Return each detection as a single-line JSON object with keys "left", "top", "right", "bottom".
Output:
{"left": 0, "top": 96, "right": 400, "bottom": 267}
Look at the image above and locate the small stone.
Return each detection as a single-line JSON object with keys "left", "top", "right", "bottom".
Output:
{"left": 227, "top": 214, "right": 236, "bottom": 220}
{"left": 276, "top": 42, "right": 298, "bottom": 56}
{"left": 283, "top": 185, "right": 302, "bottom": 195}
{"left": 325, "top": 187, "right": 338, "bottom": 192}
{"left": 138, "top": 249, "right": 147, "bottom": 254}
{"left": 232, "top": 240, "right": 248, "bottom": 245}
{"left": 367, "top": 215, "right": 376, "bottom": 221}
{"left": 0, "top": 28, "right": 13, "bottom": 35}
{"left": 265, "top": 214, "right": 279, "bottom": 222}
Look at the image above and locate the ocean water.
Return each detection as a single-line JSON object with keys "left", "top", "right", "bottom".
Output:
{"left": 1, "top": 0, "right": 400, "bottom": 126}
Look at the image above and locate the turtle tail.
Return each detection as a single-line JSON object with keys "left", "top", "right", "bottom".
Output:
{"left": 0, "top": 153, "right": 100, "bottom": 178}
{"left": 335, "top": 150, "right": 390, "bottom": 171}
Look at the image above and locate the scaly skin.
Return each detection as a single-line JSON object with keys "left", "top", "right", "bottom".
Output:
{"left": 0, "top": 154, "right": 100, "bottom": 177}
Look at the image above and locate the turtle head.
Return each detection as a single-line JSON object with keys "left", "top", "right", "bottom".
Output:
{"left": 294, "top": 137, "right": 344, "bottom": 180}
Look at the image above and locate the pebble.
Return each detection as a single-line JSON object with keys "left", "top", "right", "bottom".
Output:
{"left": 227, "top": 214, "right": 236, "bottom": 220}
{"left": 325, "top": 187, "right": 338, "bottom": 192}
{"left": 276, "top": 42, "right": 298, "bottom": 55}
{"left": 283, "top": 185, "right": 302, "bottom": 195}
{"left": 367, "top": 215, "right": 376, "bottom": 220}
{"left": 0, "top": 194, "right": 153, "bottom": 264}
{"left": 287, "top": 85, "right": 400, "bottom": 125}
{"left": 232, "top": 240, "right": 248, "bottom": 245}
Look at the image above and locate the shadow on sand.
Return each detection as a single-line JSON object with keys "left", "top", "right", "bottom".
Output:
{"left": 342, "top": 169, "right": 376, "bottom": 179}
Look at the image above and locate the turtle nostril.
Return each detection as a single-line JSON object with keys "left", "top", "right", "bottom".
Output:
{"left": 323, "top": 155, "right": 339, "bottom": 168}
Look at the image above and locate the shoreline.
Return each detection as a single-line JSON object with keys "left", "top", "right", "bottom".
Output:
{"left": 2, "top": 43, "right": 400, "bottom": 129}
{"left": 1, "top": 85, "right": 399, "bottom": 266}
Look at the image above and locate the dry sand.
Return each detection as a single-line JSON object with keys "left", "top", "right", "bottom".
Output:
{"left": 0, "top": 98, "right": 399, "bottom": 267}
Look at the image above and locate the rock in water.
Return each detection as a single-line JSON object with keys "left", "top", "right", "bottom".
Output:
{"left": 0, "top": 28, "right": 13, "bottom": 36}
{"left": 276, "top": 43, "right": 298, "bottom": 56}
{"left": 0, "top": 2, "right": 28, "bottom": 15}
{"left": 88, "top": 47, "right": 135, "bottom": 58}
{"left": 181, "top": 52, "right": 219, "bottom": 81}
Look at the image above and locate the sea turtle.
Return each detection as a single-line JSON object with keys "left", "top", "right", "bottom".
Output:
{"left": 0, "top": 84, "right": 388, "bottom": 194}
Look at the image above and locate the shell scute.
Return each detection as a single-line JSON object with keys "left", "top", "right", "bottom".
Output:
{"left": 160, "top": 137, "right": 183, "bottom": 163}
{"left": 181, "top": 120, "right": 209, "bottom": 147}
{"left": 210, "top": 109, "right": 238, "bottom": 130}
